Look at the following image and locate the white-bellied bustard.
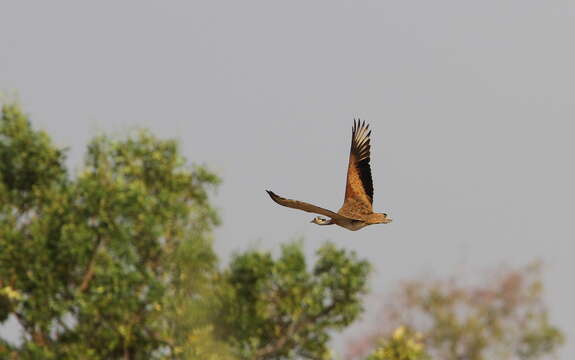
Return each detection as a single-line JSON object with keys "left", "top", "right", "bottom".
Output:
{"left": 266, "top": 119, "right": 392, "bottom": 231}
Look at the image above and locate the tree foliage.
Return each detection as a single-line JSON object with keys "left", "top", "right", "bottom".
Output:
{"left": 215, "top": 241, "right": 371, "bottom": 360}
{"left": 365, "top": 327, "right": 429, "bottom": 360}
{"left": 0, "top": 103, "right": 224, "bottom": 359}
{"left": 347, "top": 263, "right": 564, "bottom": 360}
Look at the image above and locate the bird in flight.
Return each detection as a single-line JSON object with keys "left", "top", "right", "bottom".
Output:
{"left": 266, "top": 119, "right": 392, "bottom": 231}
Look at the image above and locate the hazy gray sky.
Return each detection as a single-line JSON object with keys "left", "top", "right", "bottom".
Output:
{"left": 1, "top": 1, "right": 574, "bottom": 357}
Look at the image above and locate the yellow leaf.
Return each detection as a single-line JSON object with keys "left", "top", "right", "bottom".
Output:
{"left": 392, "top": 326, "right": 406, "bottom": 340}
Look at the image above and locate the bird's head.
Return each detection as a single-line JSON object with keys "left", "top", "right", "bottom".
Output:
{"left": 377, "top": 213, "right": 393, "bottom": 224}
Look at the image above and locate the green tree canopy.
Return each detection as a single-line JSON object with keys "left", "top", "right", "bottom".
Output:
{"left": 0, "top": 103, "right": 222, "bottom": 359}
{"left": 215, "top": 242, "right": 371, "bottom": 360}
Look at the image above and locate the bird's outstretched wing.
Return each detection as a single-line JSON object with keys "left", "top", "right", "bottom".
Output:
{"left": 266, "top": 190, "right": 352, "bottom": 221}
{"left": 342, "top": 119, "right": 374, "bottom": 214}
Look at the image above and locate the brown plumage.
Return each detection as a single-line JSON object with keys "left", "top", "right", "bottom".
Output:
{"left": 266, "top": 119, "right": 392, "bottom": 231}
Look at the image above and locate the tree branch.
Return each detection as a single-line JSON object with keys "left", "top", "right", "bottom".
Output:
{"left": 79, "top": 233, "right": 104, "bottom": 292}
{"left": 254, "top": 303, "right": 337, "bottom": 359}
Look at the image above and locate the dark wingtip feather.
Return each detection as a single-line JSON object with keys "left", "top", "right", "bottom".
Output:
{"left": 349, "top": 118, "right": 374, "bottom": 203}
{"left": 266, "top": 190, "right": 282, "bottom": 202}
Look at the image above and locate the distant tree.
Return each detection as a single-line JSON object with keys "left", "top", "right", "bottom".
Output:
{"left": 346, "top": 262, "right": 564, "bottom": 360}
{"left": 0, "top": 103, "right": 228, "bottom": 359}
{"left": 365, "top": 326, "right": 429, "bottom": 360}
{"left": 214, "top": 241, "right": 371, "bottom": 360}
